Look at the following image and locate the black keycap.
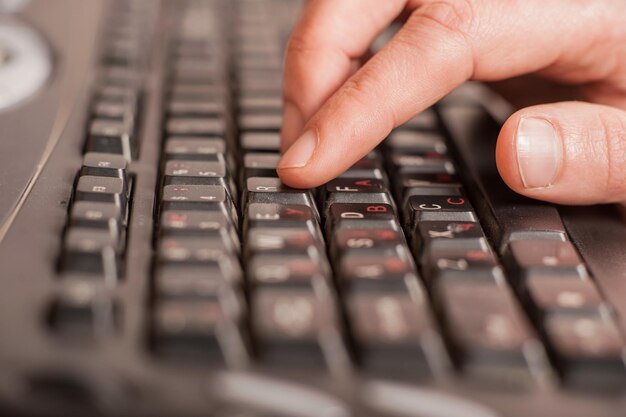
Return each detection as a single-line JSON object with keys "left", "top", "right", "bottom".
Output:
{"left": 439, "top": 281, "right": 548, "bottom": 384}
{"left": 545, "top": 314, "right": 626, "bottom": 387}
{"left": 395, "top": 172, "right": 461, "bottom": 203}
{"left": 70, "top": 201, "right": 124, "bottom": 243}
{"left": 240, "top": 132, "right": 280, "bottom": 152}
{"left": 75, "top": 176, "right": 128, "bottom": 217}
{"left": 238, "top": 113, "right": 282, "bottom": 131}
{"left": 323, "top": 178, "right": 393, "bottom": 210}
{"left": 423, "top": 244, "right": 503, "bottom": 284}
{"left": 92, "top": 100, "right": 135, "bottom": 121}
{"left": 245, "top": 203, "right": 318, "bottom": 230}
{"left": 332, "top": 227, "right": 404, "bottom": 256}
{"left": 161, "top": 185, "right": 237, "bottom": 222}
{"left": 87, "top": 119, "right": 134, "bottom": 159}
{"left": 327, "top": 203, "right": 396, "bottom": 233}
{"left": 242, "top": 152, "right": 280, "bottom": 179}
{"left": 238, "top": 96, "right": 282, "bottom": 113}
{"left": 252, "top": 288, "right": 339, "bottom": 366}
{"left": 48, "top": 285, "right": 117, "bottom": 337}
{"left": 339, "top": 152, "right": 385, "bottom": 180}
{"left": 405, "top": 195, "right": 476, "bottom": 226}
{"left": 164, "top": 137, "right": 227, "bottom": 160}
{"left": 160, "top": 210, "right": 239, "bottom": 250}
{"left": 525, "top": 275, "right": 605, "bottom": 315}
{"left": 390, "top": 154, "right": 455, "bottom": 175}
{"left": 506, "top": 240, "right": 588, "bottom": 280}
{"left": 167, "top": 99, "right": 226, "bottom": 117}
{"left": 338, "top": 245, "right": 418, "bottom": 291}
{"left": 152, "top": 300, "right": 232, "bottom": 360}
{"left": 81, "top": 153, "right": 128, "bottom": 180}
{"left": 386, "top": 130, "right": 447, "bottom": 155}
{"left": 163, "top": 158, "right": 234, "bottom": 193}
{"left": 247, "top": 228, "right": 322, "bottom": 255}
{"left": 248, "top": 252, "right": 330, "bottom": 287}
{"left": 348, "top": 290, "right": 442, "bottom": 376}
{"left": 158, "top": 236, "right": 237, "bottom": 264}
{"left": 413, "top": 221, "right": 487, "bottom": 257}
{"left": 166, "top": 117, "right": 226, "bottom": 136}
{"left": 245, "top": 177, "right": 315, "bottom": 206}
{"left": 155, "top": 265, "right": 236, "bottom": 299}
{"left": 62, "top": 228, "right": 122, "bottom": 279}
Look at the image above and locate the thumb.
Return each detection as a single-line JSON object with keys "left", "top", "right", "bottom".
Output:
{"left": 496, "top": 102, "right": 626, "bottom": 206}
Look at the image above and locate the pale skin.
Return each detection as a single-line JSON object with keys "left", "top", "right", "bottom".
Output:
{"left": 276, "top": 0, "right": 626, "bottom": 210}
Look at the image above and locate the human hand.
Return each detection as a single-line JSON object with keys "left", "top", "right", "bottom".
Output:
{"left": 277, "top": 0, "right": 626, "bottom": 208}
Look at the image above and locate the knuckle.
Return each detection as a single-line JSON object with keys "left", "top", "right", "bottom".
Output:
{"left": 411, "top": 0, "right": 478, "bottom": 38}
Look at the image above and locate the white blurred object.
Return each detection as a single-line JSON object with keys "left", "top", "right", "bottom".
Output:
{"left": 0, "top": 0, "right": 30, "bottom": 12}
{"left": 0, "top": 19, "right": 51, "bottom": 112}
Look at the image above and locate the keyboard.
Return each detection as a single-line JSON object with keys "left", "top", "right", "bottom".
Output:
{"left": 0, "top": 1, "right": 625, "bottom": 416}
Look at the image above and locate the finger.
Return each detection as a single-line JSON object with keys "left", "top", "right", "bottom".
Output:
{"left": 281, "top": 0, "right": 406, "bottom": 150}
{"left": 278, "top": 0, "right": 626, "bottom": 188}
{"left": 496, "top": 101, "right": 626, "bottom": 206}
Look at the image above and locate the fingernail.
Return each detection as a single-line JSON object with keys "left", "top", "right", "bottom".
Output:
{"left": 281, "top": 102, "right": 304, "bottom": 152}
{"left": 516, "top": 117, "right": 563, "bottom": 189}
{"left": 278, "top": 130, "right": 317, "bottom": 169}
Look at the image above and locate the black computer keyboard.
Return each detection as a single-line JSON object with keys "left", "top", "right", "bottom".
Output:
{"left": 1, "top": 0, "right": 626, "bottom": 416}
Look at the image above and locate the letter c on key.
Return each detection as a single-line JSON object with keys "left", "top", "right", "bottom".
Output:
{"left": 418, "top": 204, "right": 442, "bottom": 210}
{"left": 446, "top": 198, "right": 465, "bottom": 205}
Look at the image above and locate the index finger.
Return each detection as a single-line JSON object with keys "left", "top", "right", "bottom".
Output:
{"left": 281, "top": 0, "right": 406, "bottom": 150}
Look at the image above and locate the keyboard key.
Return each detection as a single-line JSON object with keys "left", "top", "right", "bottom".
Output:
{"left": 165, "top": 137, "right": 226, "bottom": 160}
{"left": 348, "top": 291, "right": 443, "bottom": 376}
{"left": 152, "top": 299, "right": 240, "bottom": 361}
{"left": 339, "top": 152, "right": 385, "bottom": 180}
{"left": 332, "top": 227, "right": 404, "bottom": 255}
{"left": 48, "top": 284, "right": 117, "bottom": 337}
{"left": 338, "top": 245, "right": 418, "bottom": 291}
{"left": 245, "top": 203, "right": 318, "bottom": 230}
{"left": 245, "top": 177, "right": 315, "bottom": 206}
{"left": 155, "top": 264, "right": 235, "bottom": 299}
{"left": 327, "top": 203, "right": 396, "bottom": 233}
{"left": 252, "top": 288, "right": 340, "bottom": 367}
{"left": 439, "top": 282, "right": 548, "bottom": 384}
{"left": 525, "top": 276, "right": 605, "bottom": 315}
{"left": 87, "top": 119, "right": 134, "bottom": 159}
{"left": 545, "top": 314, "right": 626, "bottom": 387}
{"left": 405, "top": 195, "right": 476, "bottom": 226}
{"left": 238, "top": 113, "right": 282, "bottom": 131}
{"left": 390, "top": 154, "right": 455, "bottom": 175}
{"left": 81, "top": 153, "right": 128, "bottom": 180}
{"left": 413, "top": 221, "right": 488, "bottom": 257}
{"left": 158, "top": 236, "right": 237, "bottom": 264}
{"left": 506, "top": 240, "right": 588, "bottom": 280}
{"left": 248, "top": 252, "right": 330, "bottom": 287}
{"left": 70, "top": 201, "right": 124, "bottom": 244}
{"left": 62, "top": 228, "right": 122, "bottom": 279}
{"left": 240, "top": 132, "right": 280, "bottom": 151}
{"left": 246, "top": 228, "right": 322, "bottom": 254}
{"left": 167, "top": 99, "right": 226, "bottom": 117}
{"left": 163, "top": 158, "right": 235, "bottom": 196}
{"left": 386, "top": 130, "right": 447, "bottom": 154}
{"left": 161, "top": 185, "right": 237, "bottom": 222}
{"left": 242, "top": 153, "right": 280, "bottom": 179}
{"left": 423, "top": 244, "right": 503, "bottom": 284}
{"left": 323, "top": 178, "right": 393, "bottom": 208}
{"left": 75, "top": 176, "right": 128, "bottom": 218}
{"left": 166, "top": 117, "right": 226, "bottom": 136}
